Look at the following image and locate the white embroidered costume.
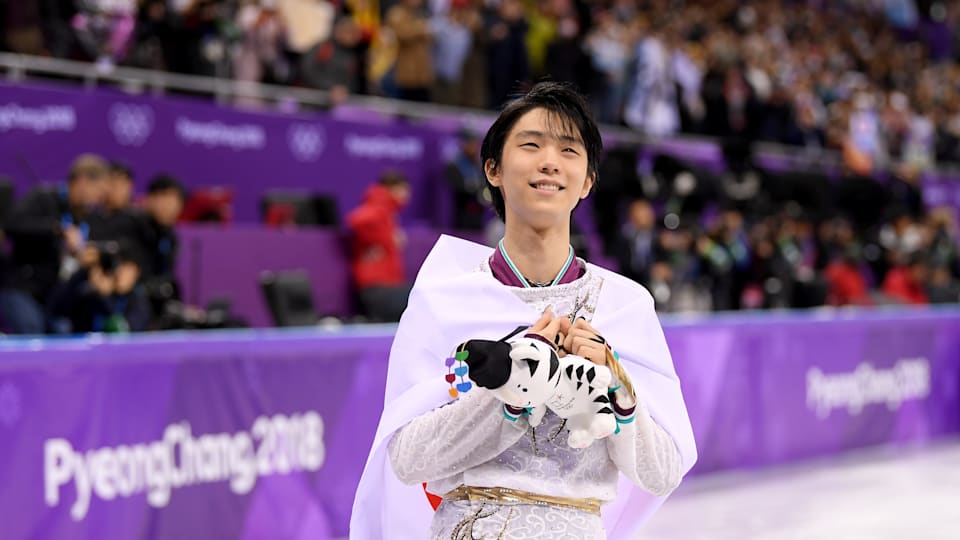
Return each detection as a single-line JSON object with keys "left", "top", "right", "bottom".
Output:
{"left": 351, "top": 236, "right": 697, "bottom": 539}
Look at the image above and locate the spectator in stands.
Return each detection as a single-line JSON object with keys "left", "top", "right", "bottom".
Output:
{"left": 89, "top": 160, "right": 138, "bottom": 242}
{"left": 444, "top": 127, "right": 486, "bottom": 230}
{"left": 887, "top": 163, "right": 926, "bottom": 219}
{"left": 543, "top": 1, "right": 591, "bottom": 93}
{"left": 386, "top": 0, "right": 434, "bottom": 102}
{"left": 697, "top": 208, "right": 750, "bottom": 311}
{"left": 614, "top": 198, "right": 657, "bottom": 288}
{"left": 127, "top": 0, "right": 177, "bottom": 70}
{"left": 47, "top": 240, "right": 150, "bottom": 334}
{"left": 882, "top": 254, "right": 930, "bottom": 305}
{"left": 234, "top": 0, "right": 288, "bottom": 87}
{"left": 925, "top": 208, "right": 960, "bottom": 276}
{"left": 652, "top": 219, "right": 710, "bottom": 312}
{"left": 592, "top": 146, "right": 642, "bottom": 257}
{"left": 0, "top": 1, "right": 46, "bottom": 55}
{"left": 72, "top": 0, "right": 138, "bottom": 67}
{"left": 134, "top": 175, "right": 186, "bottom": 323}
{"left": 927, "top": 263, "right": 960, "bottom": 304}
{"left": 486, "top": 0, "right": 530, "bottom": 108}
{"left": 624, "top": 23, "right": 682, "bottom": 137}
{"left": 824, "top": 247, "right": 873, "bottom": 307}
{"left": 195, "top": 1, "right": 234, "bottom": 75}
{"left": 0, "top": 154, "right": 107, "bottom": 334}
{"left": 457, "top": 0, "right": 487, "bottom": 109}
{"left": 430, "top": 0, "right": 473, "bottom": 106}
{"left": 104, "top": 160, "right": 134, "bottom": 211}
{"left": 879, "top": 211, "right": 927, "bottom": 269}
{"left": 300, "top": 15, "right": 361, "bottom": 103}
{"left": 346, "top": 171, "right": 412, "bottom": 322}
{"left": 584, "top": 7, "right": 631, "bottom": 124}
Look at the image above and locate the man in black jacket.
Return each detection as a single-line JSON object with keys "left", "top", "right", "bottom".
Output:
{"left": 0, "top": 154, "right": 107, "bottom": 334}
{"left": 133, "top": 175, "right": 185, "bottom": 325}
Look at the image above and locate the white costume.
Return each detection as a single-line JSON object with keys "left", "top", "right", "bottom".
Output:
{"left": 351, "top": 236, "right": 697, "bottom": 539}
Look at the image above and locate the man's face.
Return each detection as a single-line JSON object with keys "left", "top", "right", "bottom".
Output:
{"left": 105, "top": 173, "right": 133, "bottom": 210}
{"left": 389, "top": 183, "right": 412, "bottom": 208}
{"left": 148, "top": 190, "right": 184, "bottom": 226}
{"left": 485, "top": 107, "right": 592, "bottom": 231}
{"left": 70, "top": 171, "right": 107, "bottom": 211}
{"left": 628, "top": 200, "right": 654, "bottom": 230}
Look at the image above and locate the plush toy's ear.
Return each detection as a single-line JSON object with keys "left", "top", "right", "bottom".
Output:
{"left": 461, "top": 339, "right": 513, "bottom": 389}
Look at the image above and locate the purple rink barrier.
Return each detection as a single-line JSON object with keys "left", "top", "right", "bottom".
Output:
{"left": 0, "top": 327, "right": 396, "bottom": 540}
{"left": 3, "top": 80, "right": 960, "bottom": 230}
{"left": 0, "top": 308, "right": 958, "bottom": 539}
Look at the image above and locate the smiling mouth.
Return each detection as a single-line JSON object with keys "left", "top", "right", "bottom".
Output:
{"left": 530, "top": 182, "right": 564, "bottom": 192}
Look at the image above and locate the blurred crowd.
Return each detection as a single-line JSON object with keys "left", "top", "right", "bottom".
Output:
{"left": 586, "top": 147, "right": 960, "bottom": 312}
{"left": 3, "top": 0, "right": 960, "bottom": 166}
{"left": 0, "top": 155, "right": 236, "bottom": 335}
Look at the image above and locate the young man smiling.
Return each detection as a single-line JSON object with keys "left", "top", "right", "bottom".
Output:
{"left": 352, "top": 82, "right": 696, "bottom": 540}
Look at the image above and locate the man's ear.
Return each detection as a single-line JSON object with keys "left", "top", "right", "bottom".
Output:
{"left": 579, "top": 173, "right": 595, "bottom": 199}
{"left": 485, "top": 159, "right": 502, "bottom": 187}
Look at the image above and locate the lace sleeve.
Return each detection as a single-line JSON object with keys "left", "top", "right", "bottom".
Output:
{"left": 605, "top": 389, "right": 684, "bottom": 497}
{"left": 387, "top": 389, "right": 528, "bottom": 485}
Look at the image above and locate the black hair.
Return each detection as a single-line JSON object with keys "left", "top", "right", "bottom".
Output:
{"left": 68, "top": 154, "right": 108, "bottom": 182}
{"left": 147, "top": 174, "right": 186, "bottom": 199}
{"left": 378, "top": 170, "right": 409, "bottom": 188}
{"left": 480, "top": 82, "right": 602, "bottom": 221}
{"left": 109, "top": 160, "right": 134, "bottom": 180}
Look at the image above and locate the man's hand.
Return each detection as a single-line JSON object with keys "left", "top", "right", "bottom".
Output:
{"left": 89, "top": 266, "right": 115, "bottom": 297}
{"left": 114, "top": 262, "right": 140, "bottom": 295}
{"left": 559, "top": 317, "right": 607, "bottom": 366}
{"left": 527, "top": 307, "right": 564, "bottom": 347}
{"left": 63, "top": 225, "right": 84, "bottom": 255}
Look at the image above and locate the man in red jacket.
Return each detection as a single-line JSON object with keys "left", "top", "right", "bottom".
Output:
{"left": 347, "top": 172, "right": 412, "bottom": 321}
{"left": 882, "top": 256, "right": 930, "bottom": 305}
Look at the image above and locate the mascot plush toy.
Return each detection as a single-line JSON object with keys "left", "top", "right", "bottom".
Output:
{"left": 447, "top": 327, "right": 618, "bottom": 449}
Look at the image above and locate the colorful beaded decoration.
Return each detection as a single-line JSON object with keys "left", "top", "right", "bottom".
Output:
{"left": 445, "top": 344, "right": 472, "bottom": 399}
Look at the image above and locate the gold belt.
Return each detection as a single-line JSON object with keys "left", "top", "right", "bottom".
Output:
{"left": 443, "top": 485, "right": 603, "bottom": 516}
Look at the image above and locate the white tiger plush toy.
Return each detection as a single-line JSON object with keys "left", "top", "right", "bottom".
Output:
{"left": 457, "top": 335, "right": 618, "bottom": 449}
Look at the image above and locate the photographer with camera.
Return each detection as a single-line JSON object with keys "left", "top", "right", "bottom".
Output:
{"left": 0, "top": 154, "right": 107, "bottom": 334}
{"left": 47, "top": 240, "right": 151, "bottom": 334}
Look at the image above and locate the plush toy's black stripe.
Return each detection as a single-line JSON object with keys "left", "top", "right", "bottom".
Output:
{"left": 586, "top": 367, "right": 596, "bottom": 383}
{"left": 593, "top": 394, "right": 610, "bottom": 403}
{"left": 597, "top": 407, "right": 614, "bottom": 415}
{"left": 576, "top": 365, "right": 584, "bottom": 380}
{"left": 527, "top": 359, "right": 539, "bottom": 377}
{"left": 548, "top": 353, "right": 559, "bottom": 381}
{"left": 565, "top": 365, "right": 574, "bottom": 379}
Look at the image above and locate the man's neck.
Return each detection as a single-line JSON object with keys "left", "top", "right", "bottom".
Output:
{"left": 501, "top": 225, "right": 571, "bottom": 285}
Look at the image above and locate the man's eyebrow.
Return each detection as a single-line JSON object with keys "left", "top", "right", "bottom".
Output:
{"left": 514, "top": 130, "right": 584, "bottom": 145}
{"left": 557, "top": 133, "right": 584, "bottom": 145}
{"left": 515, "top": 130, "right": 546, "bottom": 139}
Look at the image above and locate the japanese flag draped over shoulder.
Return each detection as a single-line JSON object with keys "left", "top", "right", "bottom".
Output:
{"left": 350, "top": 235, "right": 697, "bottom": 540}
